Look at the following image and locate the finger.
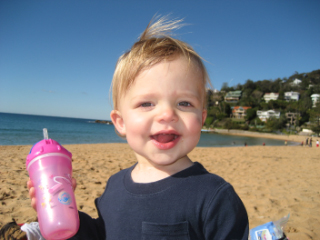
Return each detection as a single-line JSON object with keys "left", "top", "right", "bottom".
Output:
{"left": 27, "top": 179, "right": 33, "bottom": 190}
{"left": 72, "top": 178, "right": 77, "bottom": 191}
{"left": 29, "top": 186, "right": 36, "bottom": 199}
{"left": 31, "top": 196, "right": 37, "bottom": 211}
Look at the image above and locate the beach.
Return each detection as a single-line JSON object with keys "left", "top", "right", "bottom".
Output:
{"left": 1, "top": 138, "right": 319, "bottom": 239}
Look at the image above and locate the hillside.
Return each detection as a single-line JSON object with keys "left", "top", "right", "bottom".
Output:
{"left": 205, "top": 69, "right": 320, "bottom": 136}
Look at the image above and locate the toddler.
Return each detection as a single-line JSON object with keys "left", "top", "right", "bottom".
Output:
{"left": 29, "top": 16, "right": 248, "bottom": 240}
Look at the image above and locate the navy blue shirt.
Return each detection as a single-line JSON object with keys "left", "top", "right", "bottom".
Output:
{"left": 71, "top": 162, "right": 248, "bottom": 240}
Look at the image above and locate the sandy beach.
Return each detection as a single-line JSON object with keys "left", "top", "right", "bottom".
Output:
{"left": 1, "top": 135, "right": 319, "bottom": 239}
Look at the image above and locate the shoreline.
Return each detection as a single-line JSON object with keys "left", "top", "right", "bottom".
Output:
{"left": 0, "top": 130, "right": 313, "bottom": 147}
{"left": 204, "top": 128, "right": 314, "bottom": 144}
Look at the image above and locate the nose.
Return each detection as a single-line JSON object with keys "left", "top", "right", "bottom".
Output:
{"left": 156, "top": 104, "right": 178, "bottom": 123}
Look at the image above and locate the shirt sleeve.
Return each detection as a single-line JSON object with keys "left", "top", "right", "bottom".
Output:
{"left": 203, "top": 182, "right": 249, "bottom": 240}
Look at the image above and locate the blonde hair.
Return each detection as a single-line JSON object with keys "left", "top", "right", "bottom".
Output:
{"left": 111, "top": 15, "right": 211, "bottom": 110}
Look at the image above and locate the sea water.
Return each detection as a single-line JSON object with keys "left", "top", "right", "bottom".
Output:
{"left": 0, "top": 112, "right": 291, "bottom": 147}
{"left": 0, "top": 112, "right": 126, "bottom": 145}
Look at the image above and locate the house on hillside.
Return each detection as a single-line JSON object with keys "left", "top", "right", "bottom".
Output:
{"left": 256, "top": 110, "right": 280, "bottom": 122}
{"left": 263, "top": 92, "right": 279, "bottom": 103}
{"left": 311, "top": 94, "right": 320, "bottom": 107}
{"left": 231, "top": 106, "right": 251, "bottom": 119}
{"left": 224, "top": 91, "right": 242, "bottom": 103}
{"left": 290, "top": 78, "right": 302, "bottom": 86}
{"left": 286, "top": 112, "right": 300, "bottom": 125}
{"left": 284, "top": 91, "right": 299, "bottom": 101}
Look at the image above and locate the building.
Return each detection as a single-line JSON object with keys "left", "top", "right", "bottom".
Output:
{"left": 224, "top": 91, "right": 242, "bottom": 103}
{"left": 284, "top": 91, "right": 299, "bottom": 101}
{"left": 256, "top": 110, "right": 281, "bottom": 122}
{"left": 286, "top": 112, "right": 300, "bottom": 125}
{"left": 263, "top": 92, "right": 279, "bottom": 103}
{"left": 231, "top": 106, "right": 251, "bottom": 119}
{"left": 311, "top": 94, "right": 320, "bottom": 107}
{"left": 290, "top": 78, "right": 302, "bottom": 86}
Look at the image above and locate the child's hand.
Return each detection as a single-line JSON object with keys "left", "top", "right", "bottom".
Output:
{"left": 27, "top": 179, "right": 37, "bottom": 211}
{"left": 27, "top": 178, "right": 77, "bottom": 211}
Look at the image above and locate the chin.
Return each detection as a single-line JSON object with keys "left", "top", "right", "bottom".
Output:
{"left": 151, "top": 153, "right": 191, "bottom": 167}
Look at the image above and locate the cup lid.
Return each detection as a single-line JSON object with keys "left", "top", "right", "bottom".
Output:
{"left": 26, "top": 139, "right": 72, "bottom": 168}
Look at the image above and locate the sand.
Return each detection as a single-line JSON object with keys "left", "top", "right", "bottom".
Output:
{"left": 0, "top": 135, "right": 319, "bottom": 239}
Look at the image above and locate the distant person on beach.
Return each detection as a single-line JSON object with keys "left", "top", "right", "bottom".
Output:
{"left": 309, "top": 138, "right": 312, "bottom": 147}
{"left": 317, "top": 139, "right": 319, "bottom": 147}
{"left": 28, "top": 16, "right": 248, "bottom": 240}
{"left": 306, "top": 137, "right": 309, "bottom": 146}
{"left": 285, "top": 140, "right": 287, "bottom": 146}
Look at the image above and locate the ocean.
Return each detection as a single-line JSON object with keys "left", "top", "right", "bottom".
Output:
{"left": 0, "top": 112, "right": 291, "bottom": 147}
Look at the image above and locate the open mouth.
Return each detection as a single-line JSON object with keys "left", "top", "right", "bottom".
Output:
{"left": 151, "top": 133, "right": 179, "bottom": 143}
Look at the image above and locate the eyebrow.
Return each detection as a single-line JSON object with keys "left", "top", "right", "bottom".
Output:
{"left": 130, "top": 91, "right": 202, "bottom": 102}
{"left": 129, "top": 93, "right": 156, "bottom": 101}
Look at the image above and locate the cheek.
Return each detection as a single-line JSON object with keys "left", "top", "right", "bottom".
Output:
{"left": 124, "top": 112, "right": 150, "bottom": 134}
{"left": 184, "top": 114, "right": 204, "bottom": 134}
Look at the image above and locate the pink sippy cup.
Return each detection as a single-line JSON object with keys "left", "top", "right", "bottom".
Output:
{"left": 26, "top": 129, "right": 79, "bottom": 240}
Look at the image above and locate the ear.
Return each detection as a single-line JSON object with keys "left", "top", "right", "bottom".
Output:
{"left": 202, "top": 109, "right": 207, "bottom": 126}
{"left": 110, "top": 110, "right": 126, "bottom": 136}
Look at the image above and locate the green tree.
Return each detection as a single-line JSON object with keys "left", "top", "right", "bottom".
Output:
{"left": 206, "top": 89, "right": 214, "bottom": 107}
{"left": 243, "top": 79, "right": 256, "bottom": 91}
{"left": 260, "top": 102, "right": 269, "bottom": 110}
{"left": 216, "top": 113, "right": 228, "bottom": 121}
{"left": 221, "top": 82, "right": 229, "bottom": 91}
{"left": 221, "top": 82, "right": 235, "bottom": 92}
{"left": 235, "top": 83, "right": 242, "bottom": 91}
{"left": 204, "top": 116, "right": 214, "bottom": 128}
{"left": 278, "top": 90, "right": 285, "bottom": 100}
{"left": 253, "top": 117, "right": 264, "bottom": 126}
{"left": 298, "top": 96, "right": 313, "bottom": 114}
{"left": 219, "top": 102, "right": 231, "bottom": 116}
{"left": 245, "top": 108, "right": 257, "bottom": 121}
{"left": 265, "top": 116, "right": 286, "bottom": 131}
{"left": 224, "top": 119, "right": 234, "bottom": 130}
{"left": 271, "top": 78, "right": 282, "bottom": 92}
{"left": 311, "top": 124, "right": 320, "bottom": 137}
{"left": 256, "top": 79, "right": 273, "bottom": 93}
{"left": 241, "top": 88, "right": 253, "bottom": 99}
{"left": 309, "top": 102, "right": 320, "bottom": 136}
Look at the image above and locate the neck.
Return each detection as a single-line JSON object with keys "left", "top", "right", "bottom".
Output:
{"left": 131, "top": 156, "right": 193, "bottom": 183}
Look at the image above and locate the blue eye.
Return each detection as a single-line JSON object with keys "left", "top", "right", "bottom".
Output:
{"left": 179, "top": 102, "right": 191, "bottom": 107}
{"left": 141, "top": 102, "right": 153, "bottom": 107}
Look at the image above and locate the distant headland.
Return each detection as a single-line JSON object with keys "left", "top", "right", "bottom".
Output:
{"left": 95, "top": 120, "right": 113, "bottom": 125}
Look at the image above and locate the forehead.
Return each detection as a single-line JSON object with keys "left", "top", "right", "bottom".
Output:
{"left": 134, "top": 57, "right": 202, "bottom": 90}
{"left": 118, "top": 58, "right": 204, "bottom": 107}
{"left": 137, "top": 56, "right": 202, "bottom": 85}
{"left": 114, "top": 55, "right": 206, "bottom": 110}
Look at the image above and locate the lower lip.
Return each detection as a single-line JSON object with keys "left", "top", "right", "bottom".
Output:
{"left": 151, "top": 136, "right": 181, "bottom": 150}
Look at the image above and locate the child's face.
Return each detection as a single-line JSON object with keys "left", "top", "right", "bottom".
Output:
{"left": 111, "top": 56, "right": 207, "bottom": 168}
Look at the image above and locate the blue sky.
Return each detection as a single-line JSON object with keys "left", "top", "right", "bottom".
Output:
{"left": 1, "top": 1, "right": 319, "bottom": 120}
